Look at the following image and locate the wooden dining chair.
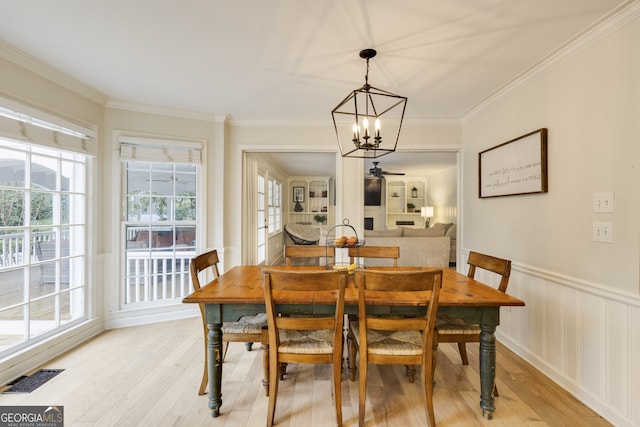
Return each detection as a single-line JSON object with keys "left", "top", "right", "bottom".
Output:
{"left": 435, "top": 251, "right": 511, "bottom": 396}
{"left": 284, "top": 244, "right": 335, "bottom": 266}
{"left": 353, "top": 269, "right": 442, "bottom": 427}
{"left": 346, "top": 245, "right": 400, "bottom": 381}
{"left": 262, "top": 268, "right": 346, "bottom": 427}
{"left": 190, "top": 249, "right": 268, "bottom": 396}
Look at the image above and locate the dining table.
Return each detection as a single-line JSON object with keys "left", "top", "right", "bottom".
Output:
{"left": 182, "top": 265, "right": 525, "bottom": 419}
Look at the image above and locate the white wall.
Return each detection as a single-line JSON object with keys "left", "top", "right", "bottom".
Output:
{"left": 462, "top": 7, "right": 640, "bottom": 427}
{"left": 426, "top": 167, "right": 457, "bottom": 225}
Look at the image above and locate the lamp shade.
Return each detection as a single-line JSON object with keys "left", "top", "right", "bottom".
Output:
{"left": 420, "top": 206, "right": 434, "bottom": 218}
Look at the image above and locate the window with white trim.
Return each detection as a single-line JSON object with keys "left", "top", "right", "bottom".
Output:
{"left": 257, "top": 174, "right": 266, "bottom": 264}
{"left": 0, "top": 100, "right": 94, "bottom": 358}
{"left": 268, "top": 178, "right": 281, "bottom": 235}
{"left": 119, "top": 137, "right": 201, "bottom": 307}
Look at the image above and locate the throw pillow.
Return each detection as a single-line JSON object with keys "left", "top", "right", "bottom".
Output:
{"left": 445, "top": 224, "right": 457, "bottom": 239}
{"left": 403, "top": 223, "right": 446, "bottom": 237}
{"left": 433, "top": 222, "right": 454, "bottom": 235}
{"left": 363, "top": 228, "right": 404, "bottom": 237}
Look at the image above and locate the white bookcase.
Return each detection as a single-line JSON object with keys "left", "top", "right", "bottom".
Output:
{"left": 385, "top": 178, "right": 426, "bottom": 228}
{"left": 288, "top": 176, "right": 331, "bottom": 228}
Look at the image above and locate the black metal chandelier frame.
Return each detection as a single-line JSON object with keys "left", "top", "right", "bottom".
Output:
{"left": 331, "top": 49, "right": 407, "bottom": 159}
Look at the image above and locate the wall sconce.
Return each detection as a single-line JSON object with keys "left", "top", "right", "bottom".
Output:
{"left": 420, "top": 206, "right": 434, "bottom": 228}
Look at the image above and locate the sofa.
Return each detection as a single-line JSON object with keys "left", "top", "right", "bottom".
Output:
{"left": 361, "top": 222, "right": 457, "bottom": 267}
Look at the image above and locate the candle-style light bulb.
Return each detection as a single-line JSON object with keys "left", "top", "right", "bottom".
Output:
{"left": 375, "top": 118, "right": 380, "bottom": 138}
{"left": 363, "top": 118, "right": 369, "bottom": 138}
{"left": 353, "top": 123, "right": 359, "bottom": 140}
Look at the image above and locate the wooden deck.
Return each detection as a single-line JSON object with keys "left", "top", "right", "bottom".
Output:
{"left": 0, "top": 317, "right": 611, "bottom": 426}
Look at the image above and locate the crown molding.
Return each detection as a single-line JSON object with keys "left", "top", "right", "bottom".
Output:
{"left": 106, "top": 99, "right": 218, "bottom": 122}
{"left": 463, "top": 0, "right": 640, "bottom": 122}
{"left": 228, "top": 116, "right": 461, "bottom": 127}
{"left": 0, "top": 39, "right": 108, "bottom": 106}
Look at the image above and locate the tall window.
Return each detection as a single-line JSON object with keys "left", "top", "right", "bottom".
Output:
{"left": 268, "top": 178, "right": 281, "bottom": 234}
{"left": 119, "top": 137, "right": 201, "bottom": 307}
{"left": 0, "top": 102, "right": 93, "bottom": 358}
{"left": 257, "top": 174, "right": 266, "bottom": 264}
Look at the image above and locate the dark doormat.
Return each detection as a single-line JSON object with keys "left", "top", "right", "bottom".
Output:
{"left": 2, "top": 369, "right": 64, "bottom": 394}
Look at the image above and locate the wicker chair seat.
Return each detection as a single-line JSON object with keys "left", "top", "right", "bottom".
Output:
{"left": 278, "top": 329, "right": 334, "bottom": 354}
{"left": 351, "top": 323, "right": 423, "bottom": 356}
{"left": 436, "top": 314, "right": 481, "bottom": 335}
{"left": 221, "top": 313, "right": 268, "bottom": 334}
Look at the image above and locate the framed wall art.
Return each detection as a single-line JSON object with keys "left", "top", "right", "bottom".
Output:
{"left": 479, "top": 128, "right": 548, "bottom": 198}
{"left": 292, "top": 186, "right": 305, "bottom": 202}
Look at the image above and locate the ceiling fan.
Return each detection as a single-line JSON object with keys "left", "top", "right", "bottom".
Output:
{"left": 147, "top": 175, "right": 178, "bottom": 183}
{"left": 368, "top": 161, "right": 405, "bottom": 178}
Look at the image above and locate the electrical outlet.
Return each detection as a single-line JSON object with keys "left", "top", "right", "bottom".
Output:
{"left": 593, "top": 192, "right": 614, "bottom": 213}
{"left": 592, "top": 222, "right": 613, "bottom": 243}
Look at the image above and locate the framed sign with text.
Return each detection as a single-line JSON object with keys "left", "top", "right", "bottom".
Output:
{"left": 479, "top": 128, "right": 548, "bottom": 198}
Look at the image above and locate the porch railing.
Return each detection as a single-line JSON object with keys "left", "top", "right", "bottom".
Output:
{"left": 0, "top": 231, "right": 63, "bottom": 268}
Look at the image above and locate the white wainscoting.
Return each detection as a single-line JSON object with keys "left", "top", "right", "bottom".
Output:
{"left": 473, "top": 251, "right": 640, "bottom": 427}
{"left": 268, "top": 230, "right": 285, "bottom": 265}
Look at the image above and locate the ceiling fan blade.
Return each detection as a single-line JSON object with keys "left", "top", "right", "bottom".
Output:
{"left": 381, "top": 171, "right": 405, "bottom": 175}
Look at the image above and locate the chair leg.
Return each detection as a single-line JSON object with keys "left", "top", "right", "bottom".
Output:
{"left": 222, "top": 341, "right": 230, "bottom": 361}
{"left": 405, "top": 365, "right": 417, "bottom": 383}
{"left": 358, "top": 362, "right": 367, "bottom": 427}
{"left": 267, "top": 353, "right": 280, "bottom": 427}
{"left": 261, "top": 327, "right": 269, "bottom": 396}
{"left": 457, "top": 342, "right": 469, "bottom": 365}
{"left": 347, "top": 326, "right": 358, "bottom": 382}
{"left": 333, "top": 357, "right": 343, "bottom": 426}
{"left": 423, "top": 356, "right": 436, "bottom": 427}
{"left": 198, "top": 358, "right": 208, "bottom": 395}
{"left": 198, "top": 327, "right": 208, "bottom": 396}
{"left": 244, "top": 342, "right": 253, "bottom": 351}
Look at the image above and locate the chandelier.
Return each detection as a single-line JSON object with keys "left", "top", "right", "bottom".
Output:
{"left": 332, "top": 48, "right": 407, "bottom": 159}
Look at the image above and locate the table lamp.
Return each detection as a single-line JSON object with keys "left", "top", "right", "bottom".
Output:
{"left": 420, "top": 206, "right": 434, "bottom": 228}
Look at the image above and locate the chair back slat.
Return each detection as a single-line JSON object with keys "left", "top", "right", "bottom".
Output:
{"left": 355, "top": 269, "right": 442, "bottom": 338}
{"left": 263, "top": 269, "right": 346, "bottom": 330}
{"left": 284, "top": 245, "right": 335, "bottom": 266}
{"left": 189, "top": 249, "right": 220, "bottom": 291}
{"left": 349, "top": 246, "right": 399, "bottom": 267}
{"left": 467, "top": 251, "right": 511, "bottom": 292}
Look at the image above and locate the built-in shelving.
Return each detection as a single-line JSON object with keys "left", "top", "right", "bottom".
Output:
{"left": 386, "top": 179, "right": 427, "bottom": 228}
{"left": 287, "top": 176, "right": 331, "bottom": 228}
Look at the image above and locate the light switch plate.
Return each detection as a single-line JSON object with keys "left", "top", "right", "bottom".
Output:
{"left": 592, "top": 222, "right": 613, "bottom": 243}
{"left": 593, "top": 192, "right": 614, "bottom": 213}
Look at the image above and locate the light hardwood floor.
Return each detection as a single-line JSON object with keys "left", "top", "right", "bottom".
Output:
{"left": 0, "top": 317, "right": 610, "bottom": 427}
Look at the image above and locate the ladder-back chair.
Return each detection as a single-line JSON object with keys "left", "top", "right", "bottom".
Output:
{"left": 436, "top": 251, "right": 511, "bottom": 395}
{"left": 262, "top": 268, "right": 346, "bottom": 427}
{"left": 190, "top": 249, "right": 268, "bottom": 395}
{"left": 353, "top": 269, "right": 442, "bottom": 427}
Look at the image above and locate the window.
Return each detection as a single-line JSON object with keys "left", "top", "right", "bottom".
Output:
{"left": 0, "top": 102, "right": 93, "bottom": 358}
{"left": 268, "top": 178, "right": 281, "bottom": 234}
{"left": 257, "top": 174, "right": 266, "bottom": 264}
{"left": 119, "top": 137, "right": 201, "bottom": 307}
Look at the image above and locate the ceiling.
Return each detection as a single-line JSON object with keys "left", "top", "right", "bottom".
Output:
{"left": 0, "top": 1, "right": 630, "bottom": 176}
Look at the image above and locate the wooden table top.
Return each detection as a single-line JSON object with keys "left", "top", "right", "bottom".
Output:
{"left": 183, "top": 265, "right": 525, "bottom": 308}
